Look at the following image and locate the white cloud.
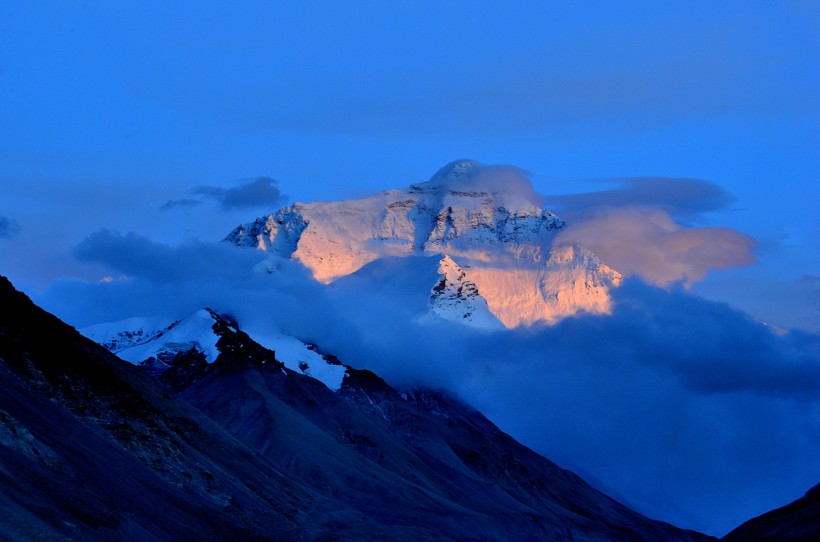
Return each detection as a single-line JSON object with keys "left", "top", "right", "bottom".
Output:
{"left": 547, "top": 177, "right": 735, "bottom": 220}
{"left": 553, "top": 208, "right": 755, "bottom": 286}
{"left": 546, "top": 177, "right": 755, "bottom": 287}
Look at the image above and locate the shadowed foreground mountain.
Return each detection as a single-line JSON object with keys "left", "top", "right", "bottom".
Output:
{"left": 0, "top": 277, "right": 316, "bottom": 541}
{"left": 722, "top": 483, "right": 820, "bottom": 542}
{"left": 0, "top": 276, "right": 712, "bottom": 541}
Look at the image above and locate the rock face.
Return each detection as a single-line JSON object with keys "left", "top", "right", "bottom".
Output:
{"left": 225, "top": 160, "right": 622, "bottom": 327}
{"left": 428, "top": 255, "right": 503, "bottom": 329}
{"left": 0, "top": 275, "right": 714, "bottom": 540}
{"left": 722, "top": 483, "right": 820, "bottom": 542}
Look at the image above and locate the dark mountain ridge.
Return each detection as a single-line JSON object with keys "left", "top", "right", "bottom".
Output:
{"left": 0, "top": 276, "right": 321, "bottom": 541}
{"left": 0, "top": 275, "right": 714, "bottom": 540}
{"left": 721, "top": 483, "right": 820, "bottom": 542}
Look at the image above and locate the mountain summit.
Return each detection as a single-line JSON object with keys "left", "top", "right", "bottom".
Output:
{"left": 226, "top": 160, "right": 622, "bottom": 327}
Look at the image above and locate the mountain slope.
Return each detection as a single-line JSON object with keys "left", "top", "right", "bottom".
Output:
{"left": 82, "top": 310, "right": 348, "bottom": 391}
{"left": 0, "top": 276, "right": 382, "bottom": 541}
{"left": 427, "top": 255, "right": 504, "bottom": 329}
{"left": 1, "top": 275, "right": 716, "bottom": 540}
{"left": 116, "top": 305, "right": 713, "bottom": 541}
{"left": 225, "top": 160, "right": 622, "bottom": 327}
{"left": 722, "top": 483, "right": 820, "bottom": 542}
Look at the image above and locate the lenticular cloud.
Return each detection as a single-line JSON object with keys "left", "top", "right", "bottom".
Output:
{"left": 553, "top": 208, "right": 755, "bottom": 286}
{"left": 545, "top": 176, "right": 755, "bottom": 287}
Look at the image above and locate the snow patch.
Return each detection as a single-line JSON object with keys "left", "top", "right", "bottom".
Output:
{"left": 82, "top": 315, "right": 179, "bottom": 352}
{"left": 114, "top": 309, "right": 220, "bottom": 364}
{"left": 82, "top": 310, "right": 347, "bottom": 392}
{"left": 243, "top": 325, "right": 347, "bottom": 391}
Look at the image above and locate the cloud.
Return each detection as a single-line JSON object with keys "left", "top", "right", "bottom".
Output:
{"left": 158, "top": 198, "right": 202, "bottom": 211}
{"left": 159, "top": 177, "right": 287, "bottom": 214}
{"left": 547, "top": 177, "right": 755, "bottom": 287}
{"left": 424, "top": 160, "right": 543, "bottom": 208}
{"left": 798, "top": 274, "right": 820, "bottom": 285}
{"left": 796, "top": 274, "right": 820, "bottom": 313}
{"left": 0, "top": 215, "right": 20, "bottom": 239}
{"left": 192, "top": 177, "right": 286, "bottom": 212}
{"left": 72, "top": 229, "right": 273, "bottom": 284}
{"left": 34, "top": 228, "right": 820, "bottom": 537}
{"left": 56, "top": 229, "right": 327, "bottom": 328}
{"left": 553, "top": 208, "right": 756, "bottom": 287}
{"left": 548, "top": 177, "right": 735, "bottom": 220}
{"left": 465, "top": 165, "right": 542, "bottom": 209}
{"left": 597, "top": 280, "right": 820, "bottom": 398}
{"left": 316, "top": 279, "right": 820, "bottom": 535}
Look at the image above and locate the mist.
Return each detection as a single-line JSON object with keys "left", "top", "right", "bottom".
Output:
{"left": 35, "top": 228, "right": 820, "bottom": 536}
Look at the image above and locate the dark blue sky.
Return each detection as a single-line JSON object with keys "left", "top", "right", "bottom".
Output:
{"left": 1, "top": 1, "right": 819, "bottom": 330}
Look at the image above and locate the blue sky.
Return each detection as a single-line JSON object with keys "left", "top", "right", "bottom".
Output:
{"left": 2, "top": 2, "right": 819, "bottom": 330}
{"left": 2, "top": 1, "right": 819, "bottom": 324}
{"left": 2, "top": 3, "right": 820, "bottom": 534}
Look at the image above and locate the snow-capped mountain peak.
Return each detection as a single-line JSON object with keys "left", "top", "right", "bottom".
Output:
{"left": 82, "top": 309, "right": 223, "bottom": 373}
{"left": 426, "top": 158, "right": 483, "bottom": 183}
{"left": 223, "top": 206, "right": 308, "bottom": 257}
{"left": 225, "top": 160, "right": 621, "bottom": 327}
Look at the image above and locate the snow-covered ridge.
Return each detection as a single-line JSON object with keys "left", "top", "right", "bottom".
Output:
{"left": 83, "top": 309, "right": 222, "bottom": 366}
{"left": 82, "top": 315, "right": 181, "bottom": 353}
{"left": 81, "top": 310, "right": 347, "bottom": 391}
{"left": 241, "top": 325, "right": 346, "bottom": 391}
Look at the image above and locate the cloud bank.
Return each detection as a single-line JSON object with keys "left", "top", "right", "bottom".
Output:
{"left": 72, "top": 230, "right": 272, "bottom": 284}
{"left": 194, "top": 177, "right": 286, "bottom": 211}
{"left": 36, "top": 228, "right": 820, "bottom": 536}
{"left": 554, "top": 209, "right": 755, "bottom": 286}
{"left": 464, "top": 164, "right": 543, "bottom": 209}
{"left": 549, "top": 177, "right": 756, "bottom": 286}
